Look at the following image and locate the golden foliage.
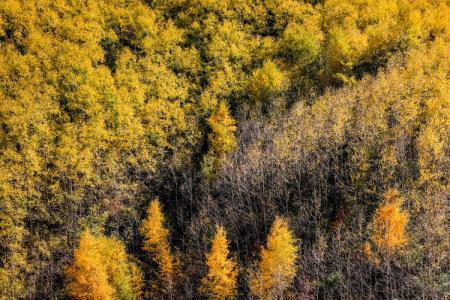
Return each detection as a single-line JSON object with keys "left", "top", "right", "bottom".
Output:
{"left": 202, "top": 102, "right": 237, "bottom": 178}
{"left": 250, "top": 217, "right": 298, "bottom": 300}
{"left": 66, "top": 231, "right": 114, "bottom": 300}
{"left": 281, "top": 21, "right": 323, "bottom": 65}
{"left": 139, "top": 199, "right": 178, "bottom": 295}
{"left": 320, "top": 0, "right": 450, "bottom": 83}
{"left": 0, "top": 0, "right": 199, "bottom": 294}
{"left": 364, "top": 190, "right": 409, "bottom": 265}
{"left": 200, "top": 226, "right": 238, "bottom": 299}
{"left": 249, "top": 60, "right": 287, "bottom": 103}
{"left": 371, "top": 190, "right": 408, "bottom": 254}
{"left": 65, "top": 230, "right": 142, "bottom": 300}
{"left": 0, "top": 0, "right": 449, "bottom": 297}
{"left": 207, "top": 102, "right": 237, "bottom": 156}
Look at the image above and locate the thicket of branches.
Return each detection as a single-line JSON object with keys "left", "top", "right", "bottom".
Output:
{"left": 0, "top": 0, "right": 449, "bottom": 299}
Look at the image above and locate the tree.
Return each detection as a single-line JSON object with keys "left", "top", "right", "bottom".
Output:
{"left": 250, "top": 217, "right": 298, "bottom": 300}
{"left": 372, "top": 190, "right": 408, "bottom": 252}
{"left": 65, "top": 230, "right": 142, "bottom": 300}
{"left": 280, "top": 22, "right": 322, "bottom": 66}
{"left": 249, "top": 60, "right": 287, "bottom": 104}
{"left": 139, "top": 199, "right": 178, "bottom": 297}
{"left": 364, "top": 189, "right": 408, "bottom": 263}
{"left": 202, "top": 102, "right": 237, "bottom": 178}
{"left": 199, "top": 226, "right": 238, "bottom": 299}
{"left": 207, "top": 102, "right": 237, "bottom": 157}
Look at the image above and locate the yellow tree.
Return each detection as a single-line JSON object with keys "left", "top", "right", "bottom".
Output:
{"left": 249, "top": 60, "right": 287, "bottom": 104}
{"left": 65, "top": 230, "right": 142, "bottom": 300}
{"left": 202, "top": 102, "right": 237, "bottom": 178}
{"left": 364, "top": 189, "right": 409, "bottom": 263}
{"left": 207, "top": 102, "right": 237, "bottom": 157}
{"left": 200, "top": 226, "right": 238, "bottom": 299}
{"left": 139, "top": 199, "right": 178, "bottom": 296}
{"left": 66, "top": 231, "right": 113, "bottom": 300}
{"left": 250, "top": 217, "right": 298, "bottom": 300}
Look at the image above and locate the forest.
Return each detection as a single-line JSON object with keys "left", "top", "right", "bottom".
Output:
{"left": 0, "top": 0, "right": 449, "bottom": 299}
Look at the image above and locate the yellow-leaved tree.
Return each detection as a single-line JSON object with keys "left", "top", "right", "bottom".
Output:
{"left": 250, "top": 217, "right": 298, "bottom": 300}
{"left": 207, "top": 102, "right": 237, "bottom": 156}
{"left": 202, "top": 102, "right": 237, "bottom": 178}
{"left": 65, "top": 230, "right": 142, "bottom": 300}
{"left": 364, "top": 189, "right": 409, "bottom": 264}
{"left": 199, "top": 226, "right": 238, "bottom": 299}
{"left": 139, "top": 199, "right": 179, "bottom": 297}
{"left": 249, "top": 60, "right": 287, "bottom": 104}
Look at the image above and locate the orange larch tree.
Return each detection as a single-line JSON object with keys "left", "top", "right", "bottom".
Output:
{"left": 139, "top": 199, "right": 179, "bottom": 297}
{"left": 199, "top": 226, "right": 238, "bottom": 299}
{"left": 65, "top": 230, "right": 142, "bottom": 300}
{"left": 364, "top": 189, "right": 409, "bottom": 264}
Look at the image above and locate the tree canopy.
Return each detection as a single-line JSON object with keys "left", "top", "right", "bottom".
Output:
{"left": 0, "top": 0, "right": 449, "bottom": 298}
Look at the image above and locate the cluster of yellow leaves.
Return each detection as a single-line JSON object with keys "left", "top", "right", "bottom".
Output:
{"left": 364, "top": 190, "right": 409, "bottom": 264}
{"left": 0, "top": 0, "right": 200, "bottom": 295}
{"left": 320, "top": 0, "right": 450, "bottom": 83}
{"left": 139, "top": 200, "right": 178, "bottom": 296}
{"left": 249, "top": 60, "right": 287, "bottom": 104}
{"left": 281, "top": 21, "right": 323, "bottom": 66}
{"left": 371, "top": 190, "right": 408, "bottom": 253}
{"left": 207, "top": 102, "right": 237, "bottom": 157}
{"left": 202, "top": 102, "right": 237, "bottom": 178}
{"left": 200, "top": 226, "right": 238, "bottom": 299}
{"left": 65, "top": 231, "right": 142, "bottom": 300}
{"left": 250, "top": 217, "right": 298, "bottom": 300}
